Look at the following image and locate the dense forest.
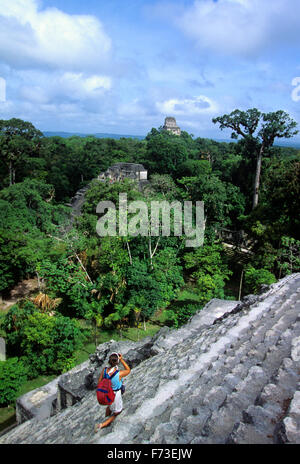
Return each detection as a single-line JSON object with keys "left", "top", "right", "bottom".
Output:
{"left": 0, "top": 110, "right": 300, "bottom": 415}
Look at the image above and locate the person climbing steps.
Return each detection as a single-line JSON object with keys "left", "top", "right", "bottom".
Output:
{"left": 94, "top": 352, "right": 131, "bottom": 432}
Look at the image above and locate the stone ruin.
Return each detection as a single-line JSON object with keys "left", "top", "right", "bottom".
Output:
{"left": 98, "top": 163, "right": 148, "bottom": 188}
{"left": 163, "top": 117, "right": 181, "bottom": 136}
{"left": 0, "top": 273, "right": 300, "bottom": 444}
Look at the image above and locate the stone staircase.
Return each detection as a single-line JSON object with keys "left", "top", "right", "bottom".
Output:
{"left": 1, "top": 273, "right": 299, "bottom": 444}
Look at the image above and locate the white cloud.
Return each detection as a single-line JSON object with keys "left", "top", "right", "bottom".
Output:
{"left": 156, "top": 95, "right": 218, "bottom": 115}
{"left": 0, "top": 0, "right": 112, "bottom": 71}
{"left": 176, "top": 0, "right": 300, "bottom": 57}
{"left": 16, "top": 71, "right": 112, "bottom": 105}
{"left": 19, "top": 85, "right": 49, "bottom": 104}
{"left": 57, "top": 73, "right": 112, "bottom": 98}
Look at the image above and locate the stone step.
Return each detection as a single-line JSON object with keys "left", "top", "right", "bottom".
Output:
{"left": 1, "top": 274, "right": 299, "bottom": 444}
{"left": 152, "top": 295, "right": 300, "bottom": 445}
{"left": 214, "top": 327, "right": 300, "bottom": 444}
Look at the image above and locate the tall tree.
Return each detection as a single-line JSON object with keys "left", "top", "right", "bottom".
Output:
{"left": 0, "top": 118, "right": 43, "bottom": 186}
{"left": 145, "top": 130, "right": 188, "bottom": 176}
{"left": 212, "top": 109, "right": 298, "bottom": 209}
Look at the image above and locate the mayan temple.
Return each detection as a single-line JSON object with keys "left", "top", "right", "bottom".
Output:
{"left": 1, "top": 274, "right": 300, "bottom": 444}
{"left": 163, "top": 116, "right": 181, "bottom": 136}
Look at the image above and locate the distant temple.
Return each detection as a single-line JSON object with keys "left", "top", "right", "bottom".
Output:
{"left": 98, "top": 163, "right": 148, "bottom": 187}
{"left": 163, "top": 116, "right": 181, "bottom": 136}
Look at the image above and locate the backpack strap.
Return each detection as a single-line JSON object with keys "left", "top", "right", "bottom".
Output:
{"left": 109, "top": 368, "right": 119, "bottom": 379}
{"left": 104, "top": 367, "right": 119, "bottom": 379}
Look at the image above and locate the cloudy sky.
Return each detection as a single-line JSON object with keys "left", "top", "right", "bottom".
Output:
{"left": 0, "top": 0, "right": 300, "bottom": 140}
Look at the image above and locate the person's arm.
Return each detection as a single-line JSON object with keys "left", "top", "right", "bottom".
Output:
{"left": 98, "top": 367, "right": 105, "bottom": 383}
{"left": 118, "top": 354, "right": 131, "bottom": 379}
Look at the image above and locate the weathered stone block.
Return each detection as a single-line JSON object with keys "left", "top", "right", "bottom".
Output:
{"left": 283, "top": 416, "right": 300, "bottom": 443}
{"left": 16, "top": 378, "right": 59, "bottom": 424}
{"left": 291, "top": 336, "right": 300, "bottom": 363}
{"left": 1, "top": 273, "right": 300, "bottom": 445}
{"left": 203, "top": 386, "right": 227, "bottom": 410}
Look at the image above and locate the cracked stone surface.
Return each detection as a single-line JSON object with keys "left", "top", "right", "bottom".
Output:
{"left": 1, "top": 274, "right": 300, "bottom": 444}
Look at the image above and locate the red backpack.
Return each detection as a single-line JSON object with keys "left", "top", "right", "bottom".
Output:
{"left": 96, "top": 367, "right": 119, "bottom": 405}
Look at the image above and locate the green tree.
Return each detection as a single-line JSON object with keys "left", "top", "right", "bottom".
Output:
{"left": 103, "top": 303, "right": 131, "bottom": 337}
{"left": 0, "top": 118, "right": 42, "bottom": 186}
{"left": 0, "top": 179, "right": 69, "bottom": 293}
{"left": 178, "top": 172, "right": 245, "bottom": 229}
{"left": 244, "top": 267, "right": 276, "bottom": 294}
{"left": 0, "top": 230, "right": 27, "bottom": 293}
{"left": 164, "top": 303, "right": 199, "bottom": 329}
{"left": 2, "top": 302, "right": 86, "bottom": 377}
{"left": 37, "top": 258, "right": 94, "bottom": 318}
{"left": 85, "top": 301, "right": 104, "bottom": 347}
{"left": 0, "top": 358, "right": 28, "bottom": 406}
{"left": 177, "top": 159, "right": 212, "bottom": 178}
{"left": 258, "top": 157, "right": 300, "bottom": 239}
{"left": 1, "top": 301, "right": 37, "bottom": 355}
{"left": 23, "top": 312, "right": 86, "bottom": 375}
{"left": 184, "top": 243, "right": 232, "bottom": 305}
{"left": 145, "top": 131, "right": 188, "bottom": 175}
{"left": 125, "top": 258, "right": 164, "bottom": 320}
{"left": 277, "top": 236, "right": 300, "bottom": 277}
{"left": 148, "top": 174, "right": 179, "bottom": 199}
{"left": 213, "top": 109, "right": 298, "bottom": 209}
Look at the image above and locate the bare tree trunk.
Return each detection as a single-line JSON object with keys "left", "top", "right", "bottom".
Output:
{"left": 75, "top": 253, "right": 93, "bottom": 283}
{"left": 36, "top": 272, "right": 41, "bottom": 291}
{"left": 94, "top": 320, "right": 98, "bottom": 347}
{"left": 252, "top": 144, "right": 264, "bottom": 210}
{"left": 152, "top": 237, "right": 160, "bottom": 259}
{"left": 126, "top": 241, "right": 132, "bottom": 265}
{"left": 238, "top": 269, "right": 244, "bottom": 301}
{"left": 148, "top": 235, "right": 153, "bottom": 269}
{"left": 148, "top": 235, "right": 160, "bottom": 270}
{"left": 9, "top": 161, "right": 13, "bottom": 186}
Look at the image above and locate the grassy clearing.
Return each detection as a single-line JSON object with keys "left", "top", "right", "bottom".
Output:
{"left": 176, "top": 288, "right": 203, "bottom": 303}
{"left": 0, "top": 405, "right": 16, "bottom": 433}
{"left": 18, "top": 374, "right": 57, "bottom": 398}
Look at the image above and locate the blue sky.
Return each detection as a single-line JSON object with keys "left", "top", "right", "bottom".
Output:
{"left": 0, "top": 0, "right": 300, "bottom": 140}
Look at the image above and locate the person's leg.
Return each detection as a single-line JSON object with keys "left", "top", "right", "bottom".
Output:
{"left": 95, "top": 392, "right": 123, "bottom": 432}
{"left": 99, "top": 411, "right": 121, "bottom": 428}
{"left": 94, "top": 406, "right": 111, "bottom": 432}
{"left": 95, "top": 411, "right": 121, "bottom": 431}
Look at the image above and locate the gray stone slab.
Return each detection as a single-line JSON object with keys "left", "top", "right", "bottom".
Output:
{"left": 16, "top": 377, "right": 59, "bottom": 424}
{"left": 0, "top": 273, "right": 300, "bottom": 444}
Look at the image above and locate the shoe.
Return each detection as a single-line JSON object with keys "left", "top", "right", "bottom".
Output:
{"left": 94, "top": 423, "right": 100, "bottom": 433}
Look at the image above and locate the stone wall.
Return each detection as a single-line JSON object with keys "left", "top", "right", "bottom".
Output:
{"left": 15, "top": 378, "right": 59, "bottom": 424}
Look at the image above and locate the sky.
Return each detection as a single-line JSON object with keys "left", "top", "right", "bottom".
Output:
{"left": 0, "top": 0, "right": 300, "bottom": 140}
